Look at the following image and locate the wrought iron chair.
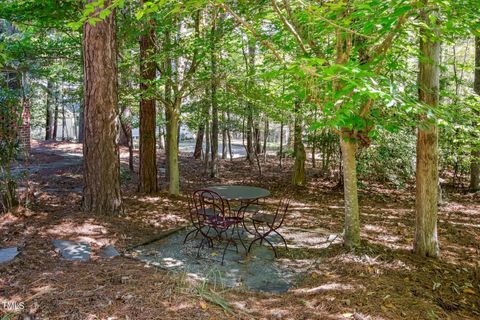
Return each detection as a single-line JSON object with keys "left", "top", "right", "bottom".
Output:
{"left": 185, "top": 189, "right": 245, "bottom": 264}
{"left": 242, "top": 197, "right": 291, "bottom": 258}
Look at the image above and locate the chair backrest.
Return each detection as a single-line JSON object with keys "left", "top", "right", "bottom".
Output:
{"left": 191, "top": 189, "right": 226, "bottom": 223}
{"left": 271, "top": 196, "right": 291, "bottom": 228}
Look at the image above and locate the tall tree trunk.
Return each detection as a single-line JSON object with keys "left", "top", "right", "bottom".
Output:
{"left": 204, "top": 119, "right": 210, "bottom": 171}
{"left": 340, "top": 138, "right": 360, "bottom": 248}
{"left": 45, "top": 80, "right": 54, "bottom": 140}
{"left": 82, "top": 0, "right": 122, "bottom": 215}
{"left": 222, "top": 112, "right": 227, "bottom": 160}
{"left": 263, "top": 118, "right": 268, "bottom": 162}
{"left": 166, "top": 101, "right": 180, "bottom": 195}
{"left": 227, "top": 111, "right": 233, "bottom": 161}
{"left": 470, "top": 36, "right": 480, "bottom": 191}
{"left": 194, "top": 122, "right": 205, "bottom": 160}
{"left": 279, "top": 121, "right": 284, "bottom": 168}
{"left": 210, "top": 13, "right": 219, "bottom": 178}
{"left": 254, "top": 123, "right": 261, "bottom": 155}
{"left": 245, "top": 41, "right": 255, "bottom": 163}
{"left": 292, "top": 101, "right": 306, "bottom": 186}
{"left": 335, "top": 26, "right": 360, "bottom": 248}
{"left": 61, "top": 95, "right": 66, "bottom": 141}
{"left": 120, "top": 107, "right": 134, "bottom": 172}
{"left": 53, "top": 88, "right": 58, "bottom": 140}
{"left": 414, "top": 4, "right": 440, "bottom": 257}
{"left": 138, "top": 14, "right": 158, "bottom": 193}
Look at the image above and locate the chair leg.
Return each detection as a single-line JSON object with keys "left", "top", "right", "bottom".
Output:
{"left": 262, "top": 237, "right": 278, "bottom": 258}
{"left": 183, "top": 227, "right": 199, "bottom": 244}
{"left": 235, "top": 224, "right": 247, "bottom": 251}
{"left": 247, "top": 237, "right": 262, "bottom": 255}
{"left": 273, "top": 229, "right": 288, "bottom": 251}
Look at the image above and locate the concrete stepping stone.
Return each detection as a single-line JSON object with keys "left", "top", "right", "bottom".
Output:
{"left": 0, "top": 247, "right": 19, "bottom": 264}
{"left": 52, "top": 240, "right": 91, "bottom": 262}
{"left": 100, "top": 245, "right": 120, "bottom": 258}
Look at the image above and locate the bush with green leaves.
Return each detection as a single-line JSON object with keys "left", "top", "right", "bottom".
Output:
{"left": 0, "top": 88, "right": 21, "bottom": 212}
{"left": 357, "top": 129, "right": 416, "bottom": 188}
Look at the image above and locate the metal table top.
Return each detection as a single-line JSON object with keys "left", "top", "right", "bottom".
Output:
{"left": 204, "top": 185, "right": 271, "bottom": 201}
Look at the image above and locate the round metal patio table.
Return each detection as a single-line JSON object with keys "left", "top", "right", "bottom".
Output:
{"left": 204, "top": 185, "right": 270, "bottom": 202}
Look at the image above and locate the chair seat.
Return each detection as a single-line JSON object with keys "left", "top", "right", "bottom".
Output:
{"left": 203, "top": 216, "right": 238, "bottom": 229}
{"left": 251, "top": 213, "right": 275, "bottom": 224}
{"left": 233, "top": 204, "right": 264, "bottom": 214}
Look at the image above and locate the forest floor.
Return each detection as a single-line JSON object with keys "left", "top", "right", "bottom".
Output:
{"left": 1, "top": 140, "right": 479, "bottom": 320}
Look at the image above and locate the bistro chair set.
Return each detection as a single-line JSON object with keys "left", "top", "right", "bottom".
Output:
{"left": 184, "top": 185, "right": 290, "bottom": 264}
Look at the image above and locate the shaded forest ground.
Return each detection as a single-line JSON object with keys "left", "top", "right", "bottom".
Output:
{"left": 1, "top": 140, "right": 479, "bottom": 319}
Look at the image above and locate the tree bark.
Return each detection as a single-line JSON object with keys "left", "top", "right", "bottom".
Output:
{"left": 82, "top": 0, "right": 122, "bottom": 215}
{"left": 470, "top": 36, "right": 480, "bottom": 191}
{"left": 194, "top": 122, "right": 205, "bottom": 160}
{"left": 292, "top": 101, "right": 306, "bottom": 186}
{"left": 45, "top": 80, "right": 54, "bottom": 140}
{"left": 210, "top": 13, "right": 219, "bottom": 178}
{"left": 53, "top": 87, "right": 58, "bottom": 140}
{"left": 222, "top": 112, "right": 227, "bottom": 160}
{"left": 340, "top": 138, "right": 360, "bottom": 248}
{"left": 138, "top": 14, "right": 158, "bottom": 193}
{"left": 166, "top": 101, "right": 180, "bottom": 195}
{"left": 279, "top": 121, "right": 284, "bottom": 168}
{"left": 414, "top": 4, "right": 440, "bottom": 257}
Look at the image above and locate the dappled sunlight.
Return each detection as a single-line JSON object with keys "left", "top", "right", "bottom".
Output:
{"left": 293, "top": 282, "right": 356, "bottom": 294}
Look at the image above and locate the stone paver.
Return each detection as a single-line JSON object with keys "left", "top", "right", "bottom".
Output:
{"left": 53, "top": 240, "right": 91, "bottom": 262}
{"left": 100, "top": 245, "right": 120, "bottom": 258}
{"left": 0, "top": 247, "right": 19, "bottom": 264}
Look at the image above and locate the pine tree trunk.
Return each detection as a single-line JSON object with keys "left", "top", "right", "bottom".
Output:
{"left": 82, "top": 0, "right": 122, "bottom": 215}
{"left": 340, "top": 138, "right": 360, "bottom": 248}
{"left": 470, "top": 36, "right": 480, "bottom": 191}
{"left": 138, "top": 14, "right": 158, "bottom": 193}
{"left": 414, "top": 4, "right": 440, "bottom": 257}
{"left": 45, "top": 80, "right": 54, "bottom": 140}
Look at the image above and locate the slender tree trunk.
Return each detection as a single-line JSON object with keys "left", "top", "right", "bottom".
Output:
{"left": 61, "top": 97, "right": 66, "bottom": 141}
{"left": 204, "top": 119, "right": 210, "bottom": 172}
{"left": 120, "top": 107, "right": 134, "bottom": 172}
{"left": 263, "top": 118, "right": 268, "bottom": 162}
{"left": 292, "top": 101, "right": 306, "bottom": 186}
{"left": 166, "top": 101, "right": 180, "bottom": 195}
{"left": 246, "top": 41, "right": 255, "bottom": 163}
{"left": 414, "top": 4, "right": 440, "bottom": 257}
{"left": 227, "top": 111, "right": 233, "bottom": 161}
{"left": 82, "top": 0, "right": 122, "bottom": 215}
{"left": 279, "top": 121, "right": 284, "bottom": 168}
{"left": 45, "top": 80, "right": 54, "bottom": 140}
{"left": 53, "top": 88, "right": 58, "bottom": 140}
{"left": 222, "top": 112, "right": 227, "bottom": 160}
{"left": 470, "top": 36, "right": 480, "bottom": 191}
{"left": 139, "top": 13, "right": 158, "bottom": 193}
{"left": 194, "top": 122, "right": 205, "bottom": 160}
{"left": 340, "top": 138, "right": 360, "bottom": 248}
{"left": 210, "top": 13, "right": 219, "bottom": 178}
